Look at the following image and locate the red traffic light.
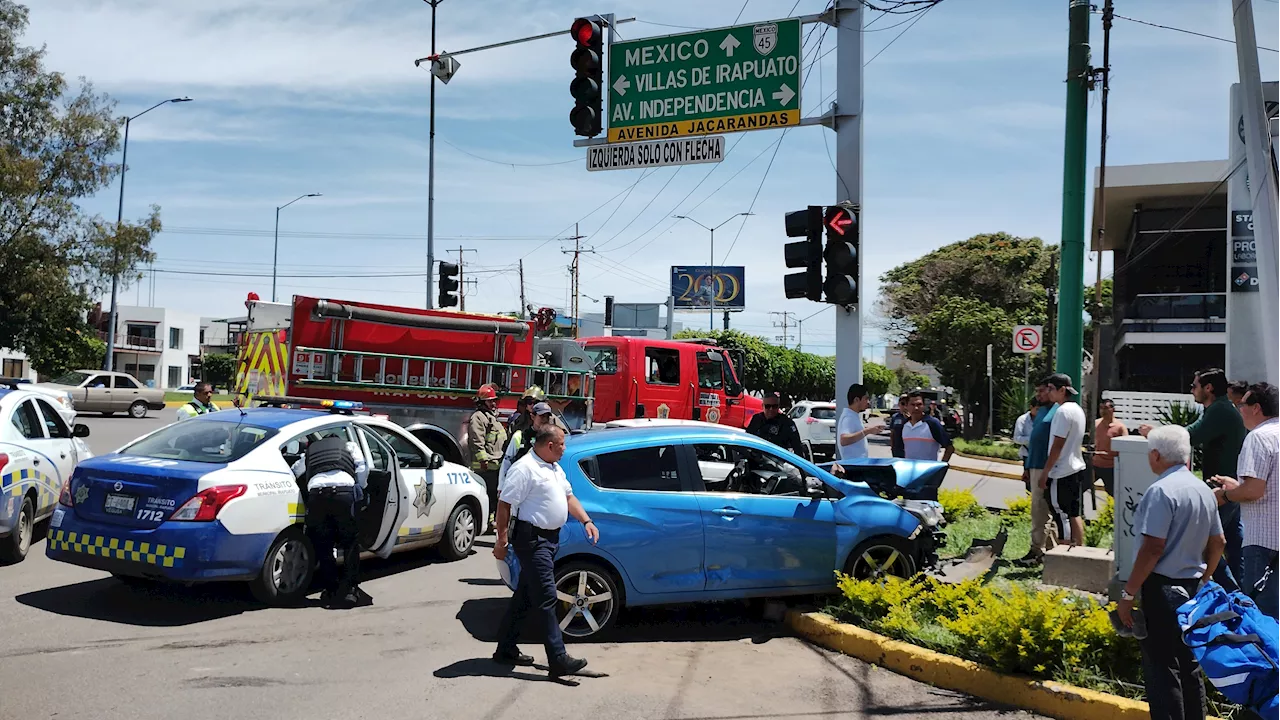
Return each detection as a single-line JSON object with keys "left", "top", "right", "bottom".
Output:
{"left": 825, "top": 206, "right": 854, "bottom": 236}
{"left": 571, "top": 17, "right": 601, "bottom": 46}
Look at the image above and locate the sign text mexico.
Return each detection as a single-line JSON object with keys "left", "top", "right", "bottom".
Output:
{"left": 608, "top": 19, "right": 802, "bottom": 143}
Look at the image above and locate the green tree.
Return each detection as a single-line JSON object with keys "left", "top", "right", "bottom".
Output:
{"left": 879, "top": 233, "right": 1057, "bottom": 438}
{"left": 0, "top": 1, "right": 159, "bottom": 372}
{"left": 201, "top": 353, "right": 237, "bottom": 391}
{"left": 674, "top": 329, "right": 835, "bottom": 400}
{"left": 862, "top": 361, "right": 893, "bottom": 398}
{"left": 24, "top": 328, "right": 104, "bottom": 378}
{"left": 893, "top": 366, "right": 931, "bottom": 393}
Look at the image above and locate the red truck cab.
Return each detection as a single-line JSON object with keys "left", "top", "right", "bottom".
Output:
{"left": 580, "top": 337, "right": 761, "bottom": 428}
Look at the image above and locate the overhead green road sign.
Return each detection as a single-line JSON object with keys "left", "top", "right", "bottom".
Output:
{"left": 607, "top": 18, "right": 802, "bottom": 143}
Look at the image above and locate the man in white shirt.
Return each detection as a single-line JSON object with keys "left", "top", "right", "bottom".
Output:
{"left": 901, "top": 392, "right": 955, "bottom": 462}
{"left": 492, "top": 426, "right": 599, "bottom": 678}
{"left": 1012, "top": 399, "right": 1037, "bottom": 467}
{"left": 837, "top": 383, "right": 884, "bottom": 461}
{"left": 1039, "top": 373, "right": 1087, "bottom": 546}
{"left": 291, "top": 434, "right": 370, "bottom": 608}
{"left": 497, "top": 402, "right": 555, "bottom": 492}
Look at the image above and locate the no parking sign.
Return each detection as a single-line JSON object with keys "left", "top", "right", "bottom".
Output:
{"left": 1012, "top": 325, "right": 1043, "bottom": 354}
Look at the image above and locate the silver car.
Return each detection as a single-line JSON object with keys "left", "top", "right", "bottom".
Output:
{"left": 35, "top": 370, "right": 167, "bottom": 418}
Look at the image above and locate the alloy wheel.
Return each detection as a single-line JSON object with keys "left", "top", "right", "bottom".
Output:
{"left": 555, "top": 568, "right": 616, "bottom": 638}
{"left": 271, "top": 537, "right": 311, "bottom": 595}
{"left": 452, "top": 507, "right": 475, "bottom": 555}
{"left": 849, "top": 543, "right": 914, "bottom": 581}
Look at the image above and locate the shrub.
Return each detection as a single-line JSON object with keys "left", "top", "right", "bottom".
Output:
{"left": 938, "top": 488, "right": 985, "bottom": 521}
{"left": 1085, "top": 495, "right": 1115, "bottom": 549}
{"left": 953, "top": 438, "right": 1023, "bottom": 461}
{"left": 1005, "top": 494, "right": 1031, "bottom": 518}
{"left": 830, "top": 573, "right": 1142, "bottom": 691}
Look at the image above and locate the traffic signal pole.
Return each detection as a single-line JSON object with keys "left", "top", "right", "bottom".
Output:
{"left": 1054, "top": 0, "right": 1091, "bottom": 389}
{"left": 424, "top": 0, "right": 441, "bottom": 309}
{"left": 833, "top": 0, "right": 864, "bottom": 392}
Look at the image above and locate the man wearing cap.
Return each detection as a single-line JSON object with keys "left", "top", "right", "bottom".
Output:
{"left": 1039, "top": 373, "right": 1088, "bottom": 546}
{"left": 508, "top": 386, "right": 545, "bottom": 437}
{"left": 469, "top": 383, "right": 507, "bottom": 523}
{"left": 499, "top": 402, "right": 556, "bottom": 492}
{"left": 746, "top": 392, "right": 805, "bottom": 457}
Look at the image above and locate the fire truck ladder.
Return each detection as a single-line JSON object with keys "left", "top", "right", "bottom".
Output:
{"left": 291, "top": 346, "right": 593, "bottom": 401}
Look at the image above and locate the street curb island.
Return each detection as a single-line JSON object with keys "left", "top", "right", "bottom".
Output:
{"left": 786, "top": 610, "right": 1217, "bottom": 720}
{"left": 953, "top": 449, "right": 1025, "bottom": 467}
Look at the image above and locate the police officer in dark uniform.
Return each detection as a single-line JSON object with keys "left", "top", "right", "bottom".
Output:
{"left": 745, "top": 392, "right": 805, "bottom": 456}
{"left": 292, "top": 435, "right": 369, "bottom": 608}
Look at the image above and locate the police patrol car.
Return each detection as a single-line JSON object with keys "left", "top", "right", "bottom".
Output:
{"left": 1, "top": 382, "right": 93, "bottom": 563}
{"left": 46, "top": 400, "right": 489, "bottom": 604}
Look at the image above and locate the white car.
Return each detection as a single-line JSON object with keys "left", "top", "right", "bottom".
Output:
{"left": 46, "top": 405, "right": 488, "bottom": 605}
{"left": 1, "top": 383, "right": 93, "bottom": 563}
{"left": 789, "top": 401, "right": 839, "bottom": 461}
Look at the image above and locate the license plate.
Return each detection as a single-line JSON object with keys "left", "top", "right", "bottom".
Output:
{"left": 104, "top": 493, "right": 137, "bottom": 515}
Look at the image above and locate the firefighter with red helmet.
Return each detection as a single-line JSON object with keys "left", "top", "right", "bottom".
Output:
{"left": 469, "top": 383, "right": 507, "bottom": 521}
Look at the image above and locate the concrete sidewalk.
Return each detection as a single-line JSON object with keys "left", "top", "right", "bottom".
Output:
{"left": 949, "top": 452, "right": 1024, "bottom": 481}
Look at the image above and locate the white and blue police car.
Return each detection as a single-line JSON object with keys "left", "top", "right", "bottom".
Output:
{"left": 46, "top": 400, "right": 489, "bottom": 604}
{"left": 1, "top": 382, "right": 93, "bottom": 563}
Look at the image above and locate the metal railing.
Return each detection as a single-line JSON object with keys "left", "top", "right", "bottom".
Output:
{"left": 291, "top": 346, "right": 594, "bottom": 401}
{"left": 97, "top": 330, "right": 160, "bottom": 350}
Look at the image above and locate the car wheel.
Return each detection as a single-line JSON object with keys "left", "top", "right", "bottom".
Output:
{"left": 249, "top": 528, "right": 314, "bottom": 606}
{"left": 844, "top": 535, "right": 917, "bottom": 581}
{"left": 438, "top": 502, "right": 477, "bottom": 561}
{"left": 129, "top": 401, "right": 148, "bottom": 419}
{"left": 0, "top": 496, "right": 34, "bottom": 564}
{"left": 554, "top": 561, "right": 620, "bottom": 640}
{"left": 802, "top": 441, "right": 814, "bottom": 462}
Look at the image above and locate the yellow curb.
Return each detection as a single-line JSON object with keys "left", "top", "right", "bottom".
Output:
{"left": 954, "top": 449, "right": 1025, "bottom": 466}
{"left": 787, "top": 611, "right": 1203, "bottom": 720}
{"left": 949, "top": 463, "right": 1025, "bottom": 482}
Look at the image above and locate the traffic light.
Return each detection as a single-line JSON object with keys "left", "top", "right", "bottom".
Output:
{"left": 823, "top": 205, "right": 858, "bottom": 305}
{"left": 438, "top": 261, "right": 460, "bottom": 308}
{"left": 783, "top": 206, "right": 824, "bottom": 301}
{"left": 570, "top": 16, "right": 604, "bottom": 137}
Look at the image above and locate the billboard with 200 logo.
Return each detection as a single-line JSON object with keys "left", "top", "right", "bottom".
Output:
{"left": 669, "top": 266, "right": 745, "bottom": 311}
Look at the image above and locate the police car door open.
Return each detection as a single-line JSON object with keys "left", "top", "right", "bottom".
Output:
{"left": 355, "top": 426, "right": 411, "bottom": 559}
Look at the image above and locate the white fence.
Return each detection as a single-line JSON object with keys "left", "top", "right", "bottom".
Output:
{"left": 1103, "top": 390, "right": 1198, "bottom": 431}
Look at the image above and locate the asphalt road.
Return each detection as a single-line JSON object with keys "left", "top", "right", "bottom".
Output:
{"left": 6, "top": 416, "right": 1045, "bottom": 720}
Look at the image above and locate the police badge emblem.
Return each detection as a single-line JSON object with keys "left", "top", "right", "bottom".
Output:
{"left": 753, "top": 23, "right": 778, "bottom": 55}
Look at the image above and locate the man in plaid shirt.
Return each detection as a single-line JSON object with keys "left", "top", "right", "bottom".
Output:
{"left": 1213, "top": 382, "right": 1279, "bottom": 617}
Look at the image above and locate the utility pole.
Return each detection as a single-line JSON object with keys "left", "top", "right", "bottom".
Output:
{"left": 423, "top": 0, "right": 442, "bottom": 309}
{"left": 451, "top": 246, "right": 476, "bottom": 311}
{"left": 832, "top": 0, "right": 865, "bottom": 398}
{"left": 1054, "top": 0, "right": 1091, "bottom": 389}
{"left": 1089, "top": 0, "right": 1113, "bottom": 434}
{"left": 771, "top": 311, "right": 796, "bottom": 349}
{"left": 561, "top": 224, "right": 591, "bottom": 338}
{"left": 1046, "top": 252, "right": 1058, "bottom": 372}
{"left": 518, "top": 259, "right": 527, "bottom": 320}
{"left": 1231, "top": 0, "right": 1279, "bottom": 385}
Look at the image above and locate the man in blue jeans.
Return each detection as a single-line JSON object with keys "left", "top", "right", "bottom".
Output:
{"left": 1214, "top": 382, "right": 1279, "bottom": 617}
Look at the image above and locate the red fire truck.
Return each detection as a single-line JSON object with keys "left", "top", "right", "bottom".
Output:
{"left": 581, "top": 336, "right": 762, "bottom": 427}
{"left": 232, "top": 295, "right": 760, "bottom": 464}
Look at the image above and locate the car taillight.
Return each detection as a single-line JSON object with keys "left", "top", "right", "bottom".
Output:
{"left": 58, "top": 478, "right": 73, "bottom": 507}
{"left": 171, "top": 485, "right": 247, "bottom": 521}
{"left": 805, "top": 417, "right": 816, "bottom": 424}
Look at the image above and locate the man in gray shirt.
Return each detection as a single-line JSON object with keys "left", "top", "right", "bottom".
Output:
{"left": 1118, "top": 425, "right": 1226, "bottom": 720}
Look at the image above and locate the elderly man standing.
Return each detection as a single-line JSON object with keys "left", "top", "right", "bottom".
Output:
{"left": 1213, "top": 382, "right": 1279, "bottom": 618}
{"left": 1118, "top": 425, "right": 1225, "bottom": 720}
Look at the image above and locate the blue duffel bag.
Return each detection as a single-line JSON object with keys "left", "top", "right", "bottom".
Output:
{"left": 1178, "top": 580, "right": 1280, "bottom": 720}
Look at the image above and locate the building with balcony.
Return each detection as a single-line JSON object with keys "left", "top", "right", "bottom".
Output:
{"left": 96, "top": 306, "right": 225, "bottom": 389}
{"left": 1092, "top": 160, "right": 1229, "bottom": 393}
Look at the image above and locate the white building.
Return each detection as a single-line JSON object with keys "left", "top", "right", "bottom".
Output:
{"left": 0, "top": 348, "right": 37, "bottom": 381}
{"left": 103, "top": 306, "right": 219, "bottom": 389}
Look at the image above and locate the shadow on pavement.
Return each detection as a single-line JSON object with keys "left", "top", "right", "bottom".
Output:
{"left": 458, "top": 597, "right": 790, "bottom": 645}
{"left": 15, "top": 577, "right": 260, "bottom": 627}
{"left": 434, "top": 657, "right": 577, "bottom": 685}
{"left": 459, "top": 577, "right": 507, "bottom": 586}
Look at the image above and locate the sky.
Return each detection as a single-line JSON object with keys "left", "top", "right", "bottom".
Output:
{"left": 25, "top": 0, "right": 1280, "bottom": 359}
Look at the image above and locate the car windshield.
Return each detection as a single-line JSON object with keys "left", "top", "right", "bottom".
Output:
{"left": 811, "top": 406, "right": 837, "bottom": 420}
{"left": 123, "top": 420, "right": 279, "bottom": 464}
{"left": 51, "top": 371, "right": 90, "bottom": 386}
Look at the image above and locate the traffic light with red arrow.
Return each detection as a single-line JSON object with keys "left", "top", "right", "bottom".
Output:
{"left": 822, "top": 205, "right": 858, "bottom": 305}
{"left": 570, "top": 17, "right": 604, "bottom": 137}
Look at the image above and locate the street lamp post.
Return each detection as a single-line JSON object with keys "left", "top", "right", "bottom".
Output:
{"left": 104, "top": 97, "right": 192, "bottom": 372}
{"left": 674, "top": 213, "right": 752, "bottom": 332}
{"left": 272, "top": 193, "right": 322, "bottom": 302}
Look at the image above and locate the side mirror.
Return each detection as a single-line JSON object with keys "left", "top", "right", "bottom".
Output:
{"left": 428, "top": 453, "right": 445, "bottom": 470}
{"left": 805, "top": 476, "right": 825, "bottom": 498}
{"left": 635, "top": 404, "right": 646, "bottom": 418}
{"left": 285, "top": 440, "right": 301, "bottom": 455}
{"left": 692, "top": 407, "right": 702, "bottom": 421}
{"left": 73, "top": 423, "right": 90, "bottom": 438}
{"left": 706, "top": 350, "right": 723, "bottom": 362}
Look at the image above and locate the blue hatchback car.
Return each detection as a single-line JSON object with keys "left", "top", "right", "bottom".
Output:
{"left": 501, "top": 425, "right": 947, "bottom": 639}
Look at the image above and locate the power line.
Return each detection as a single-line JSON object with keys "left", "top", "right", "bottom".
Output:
{"left": 519, "top": 170, "right": 655, "bottom": 261}
{"left": 160, "top": 226, "right": 555, "bottom": 242}
{"left": 1109, "top": 12, "right": 1278, "bottom": 53}
{"left": 734, "top": 0, "right": 750, "bottom": 24}
{"left": 865, "top": 0, "right": 937, "bottom": 64}
{"left": 436, "top": 136, "right": 583, "bottom": 166}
